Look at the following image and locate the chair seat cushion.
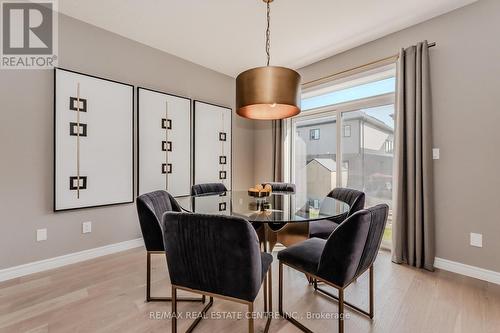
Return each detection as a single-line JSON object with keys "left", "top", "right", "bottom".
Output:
{"left": 309, "top": 219, "right": 340, "bottom": 239}
{"left": 277, "top": 238, "right": 326, "bottom": 274}
{"left": 261, "top": 252, "right": 273, "bottom": 280}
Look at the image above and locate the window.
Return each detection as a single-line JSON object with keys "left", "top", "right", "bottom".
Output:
{"left": 294, "top": 115, "right": 337, "bottom": 203}
{"left": 309, "top": 128, "right": 320, "bottom": 140}
{"left": 384, "top": 139, "right": 394, "bottom": 153}
{"left": 289, "top": 65, "right": 396, "bottom": 249}
{"left": 302, "top": 77, "right": 396, "bottom": 111}
{"left": 308, "top": 199, "right": 320, "bottom": 209}
{"left": 343, "top": 125, "right": 351, "bottom": 137}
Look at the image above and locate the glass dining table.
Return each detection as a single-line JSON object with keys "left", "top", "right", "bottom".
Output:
{"left": 176, "top": 190, "right": 350, "bottom": 330}
{"left": 176, "top": 190, "right": 350, "bottom": 252}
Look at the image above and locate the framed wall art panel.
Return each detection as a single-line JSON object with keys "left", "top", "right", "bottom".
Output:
{"left": 194, "top": 100, "right": 232, "bottom": 190}
{"left": 54, "top": 68, "right": 134, "bottom": 211}
{"left": 137, "top": 87, "right": 191, "bottom": 197}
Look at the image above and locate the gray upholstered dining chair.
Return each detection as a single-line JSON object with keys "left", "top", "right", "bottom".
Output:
{"left": 262, "top": 182, "right": 296, "bottom": 193}
{"left": 309, "top": 187, "right": 366, "bottom": 239}
{"left": 136, "top": 190, "right": 204, "bottom": 303}
{"left": 278, "top": 204, "right": 389, "bottom": 333}
{"left": 162, "top": 212, "right": 273, "bottom": 333}
{"left": 191, "top": 182, "right": 227, "bottom": 196}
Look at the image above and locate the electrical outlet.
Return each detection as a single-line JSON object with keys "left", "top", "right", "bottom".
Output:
{"left": 470, "top": 233, "right": 482, "bottom": 248}
{"left": 37, "top": 228, "right": 47, "bottom": 242}
{"left": 82, "top": 221, "right": 92, "bottom": 234}
{"left": 432, "top": 148, "right": 440, "bottom": 160}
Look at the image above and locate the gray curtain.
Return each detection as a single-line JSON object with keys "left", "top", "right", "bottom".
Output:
{"left": 392, "top": 41, "right": 435, "bottom": 271}
{"left": 271, "top": 120, "right": 283, "bottom": 182}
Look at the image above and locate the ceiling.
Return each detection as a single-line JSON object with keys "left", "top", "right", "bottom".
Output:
{"left": 58, "top": 0, "right": 477, "bottom": 77}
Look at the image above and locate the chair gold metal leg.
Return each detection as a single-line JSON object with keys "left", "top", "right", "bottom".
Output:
{"left": 268, "top": 264, "right": 272, "bottom": 312}
{"left": 279, "top": 263, "right": 313, "bottom": 333}
{"left": 278, "top": 262, "right": 283, "bottom": 316}
{"left": 264, "top": 266, "right": 268, "bottom": 312}
{"left": 315, "top": 284, "right": 372, "bottom": 317}
{"left": 369, "top": 265, "right": 374, "bottom": 318}
{"left": 282, "top": 261, "right": 375, "bottom": 333}
{"left": 147, "top": 252, "right": 204, "bottom": 303}
{"left": 170, "top": 286, "right": 268, "bottom": 333}
{"left": 248, "top": 302, "right": 254, "bottom": 333}
{"left": 339, "top": 288, "right": 345, "bottom": 333}
{"left": 172, "top": 286, "right": 177, "bottom": 333}
{"left": 186, "top": 297, "right": 214, "bottom": 333}
{"left": 264, "top": 264, "right": 272, "bottom": 333}
{"left": 314, "top": 267, "right": 373, "bottom": 318}
{"left": 148, "top": 296, "right": 204, "bottom": 302}
{"left": 146, "top": 252, "right": 152, "bottom": 302}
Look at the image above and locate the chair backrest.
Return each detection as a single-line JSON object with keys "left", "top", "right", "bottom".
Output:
{"left": 191, "top": 183, "right": 228, "bottom": 196}
{"left": 263, "top": 182, "right": 296, "bottom": 193}
{"left": 162, "top": 212, "right": 263, "bottom": 302}
{"left": 328, "top": 187, "right": 365, "bottom": 217}
{"left": 317, "top": 204, "right": 388, "bottom": 287}
{"left": 136, "top": 190, "right": 182, "bottom": 252}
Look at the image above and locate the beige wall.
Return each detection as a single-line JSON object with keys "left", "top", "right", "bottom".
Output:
{"left": 254, "top": 0, "right": 500, "bottom": 272}
{"left": 0, "top": 14, "right": 255, "bottom": 269}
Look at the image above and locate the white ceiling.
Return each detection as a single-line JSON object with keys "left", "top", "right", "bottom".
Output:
{"left": 58, "top": 0, "right": 477, "bottom": 77}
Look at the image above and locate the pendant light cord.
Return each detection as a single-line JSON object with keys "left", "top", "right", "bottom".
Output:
{"left": 266, "top": 1, "right": 271, "bottom": 66}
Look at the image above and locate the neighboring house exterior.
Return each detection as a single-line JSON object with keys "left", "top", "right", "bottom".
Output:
{"left": 296, "top": 111, "right": 394, "bottom": 206}
{"left": 306, "top": 158, "right": 347, "bottom": 201}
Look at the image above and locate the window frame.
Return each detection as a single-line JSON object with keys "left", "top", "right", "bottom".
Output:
{"left": 309, "top": 128, "right": 320, "bottom": 140}
{"left": 343, "top": 124, "right": 351, "bottom": 137}
{"left": 283, "top": 94, "right": 395, "bottom": 251}
{"left": 285, "top": 93, "right": 395, "bottom": 192}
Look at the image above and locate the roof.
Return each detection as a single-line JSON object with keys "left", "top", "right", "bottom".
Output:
{"left": 308, "top": 158, "right": 337, "bottom": 172}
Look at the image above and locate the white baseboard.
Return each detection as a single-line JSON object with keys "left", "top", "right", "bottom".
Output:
{"left": 3, "top": 241, "right": 498, "bottom": 286}
{"left": 434, "top": 257, "right": 500, "bottom": 285}
{"left": 0, "top": 238, "right": 144, "bottom": 283}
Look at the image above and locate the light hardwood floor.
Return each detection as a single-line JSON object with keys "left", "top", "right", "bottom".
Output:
{"left": 1, "top": 248, "right": 499, "bottom": 333}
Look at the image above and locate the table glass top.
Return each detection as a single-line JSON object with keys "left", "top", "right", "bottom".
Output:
{"left": 177, "top": 191, "right": 350, "bottom": 223}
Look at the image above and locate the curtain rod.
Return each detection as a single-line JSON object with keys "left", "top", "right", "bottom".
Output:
{"left": 302, "top": 41, "right": 436, "bottom": 87}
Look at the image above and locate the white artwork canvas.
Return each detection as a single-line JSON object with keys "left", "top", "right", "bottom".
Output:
{"left": 138, "top": 88, "right": 191, "bottom": 197}
{"left": 54, "top": 68, "right": 134, "bottom": 211}
{"left": 194, "top": 101, "right": 232, "bottom": 190}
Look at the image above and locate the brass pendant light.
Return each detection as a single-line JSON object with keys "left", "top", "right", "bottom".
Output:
{"left": 236, "top": 0, "right": 301, "bottom": 120}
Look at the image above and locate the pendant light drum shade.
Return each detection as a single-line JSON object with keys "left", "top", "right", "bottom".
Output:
{"left": 236, "top": 66, "right": 301, "bottom": 120}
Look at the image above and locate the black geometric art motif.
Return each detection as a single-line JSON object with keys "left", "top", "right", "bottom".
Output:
{"left": 69, "top": 122, "right": 87, "bottom": 137}
{"left": 162, "top": 141, "right": 172, "bottom": 152}
{"left": 69, "top": 97, "right": 87, "bottom": 112}
{"left": 219, "top": 132, "right": 226, "bottom": 141}
{"left": 219, "top": 171, "right": 226, "bottom": 179}
{"left": 219, "top": 202, "right": 227, "bottom": 211}
{"left": 162, "top": 163, "right": 172, "bottom": 174}
{"left": 69, "top": 176, "right": 87, "bottom": 190}
{"left": 219, "top": 156, "right": 227, "bottom": 165}
{"left": 162, "top": 118, "right": 172, "bottom": 129}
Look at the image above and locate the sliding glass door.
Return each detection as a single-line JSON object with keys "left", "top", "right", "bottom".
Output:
{"left": 292, "top": 114, "right": 338, "bottom": 207}
{"left": 288, "top": 65, "right": 396, "bottom": 248}
{"left": 341, "top": 105, "right": 394, "bottom": 247}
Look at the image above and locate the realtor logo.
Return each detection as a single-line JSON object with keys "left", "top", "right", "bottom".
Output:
{"left": 1, "top": 0, "right": 58, "bottom": 69}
